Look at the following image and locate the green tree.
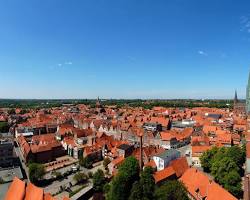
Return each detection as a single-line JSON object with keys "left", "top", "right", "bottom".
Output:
{"left": 51, "top": 171, "right": 62, "bottom": 179}
{"left": 200, "top": 147, "right": 218, "bottom": 172}
{"left": 140, "top": 167, "right": 155, "bottom": 200}
{"left": 79, "top": 156, "right": 93, "bottom": 169}
{"left": 0, "top": 122, "right": 9, "bottom": 133}
{"left": 73, "top": 172, "right": 88, "bottom": 184}
{"left": 226, "top": 146, "right": 245, "bottom": 166}
{"left": 88, "top": 171, "right": 93, "bottom": 178}
{"left": 155, "top": 180, "right": 189, "bottom": 200}
{"left": 28, "top": 163, "right": 45, "bottom": 184}
{"left": 223, "top": 170, "right": 242, "bottom": 198}
{"left": 128, "top": 181, "right": 143, "bottom": 200}
{"left": 211, "top": 157, "right": 239, "bottom": 184}
{"left": 107, "top": 156, "right": 140, "bottom": 200}
{"left": 93, "top": 169, "right": 106, "bottom": 192}
{"left": 118, "top": 156, "right": 140, "bottom": 182}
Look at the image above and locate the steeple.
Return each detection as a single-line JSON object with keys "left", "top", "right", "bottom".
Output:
{"left": 234, "top": 90, "right": 238, "bottom": 105}
{"left": 96, "top": 96, "right": 101, "bottom": 108}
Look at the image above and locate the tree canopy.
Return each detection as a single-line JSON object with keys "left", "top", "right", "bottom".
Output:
{"left": 79, "top": 156, "right": 93, "bottom": 169}
{"left": 28, "top": 163, "right": 45, "bottom": 184}
{"left": 73, "top": 172, "right": 88, "bottom": 184}
{"left": 93, "top": 169, "right": 106, "bottom": 192}
{"left": 155, "top": 180, "right": 189, "bottom": 200}
{"left": 0, "top": 122, "right": 9, "bottom": 133}
{"left": 200, "top": 145, "right": 244, "bottom": 199}
{"left": 107, "top": 156, "right": 140, "bottom": 200}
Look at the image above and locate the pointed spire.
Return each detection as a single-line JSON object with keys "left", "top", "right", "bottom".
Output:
{"left": 234, "top": 90, "right": 238, "bottom": 106}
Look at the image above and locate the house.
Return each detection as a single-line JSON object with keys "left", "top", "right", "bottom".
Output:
{"left": 143, "top": 122, "right": 162, "bottom": 132}
{"left": 117, "top": 144, "right": 134, "bottom": 158}
{"left": 17, "top": 134, "right": 66, "bottom": 163}
{"left": 160, "top": 131, "right": 178, "bottom": 149}
{"left": 153, "top": 149, "right": 180, "bottom": 171}
{"left": 153, "top": 157, "right": 189, "bottom": 184}
{"left": 0, "top": 134, "right": 15, "bottom": 168}
{"left": 180, "top": 168, "right": 237, "bottom": 200}
{"left": 191, "top": 146, "right": 211, "bottom": 167}
{"left": 160, "top": 128, "right": 193, "bottom": 149}
{"left": 108, "top": 156, "right": 125, "bottom": 176}
{"left": 153, "top": 166, "right": 176, "bottom": 184}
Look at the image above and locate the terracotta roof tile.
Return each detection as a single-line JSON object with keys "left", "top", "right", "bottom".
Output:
{"left": 4, "top": 177, "right": 25, "bottom": 200}
{"left": 25, "top": 182, "right": 43, "bottom": 200}
{"left": 169, "top": 157, "right": 189, "bottom": 177}
{"left": 153, "top": 166, "right": 176, "bottom": 183}
{"left": 179, "top": 168, "right": 237, "bottom": 200}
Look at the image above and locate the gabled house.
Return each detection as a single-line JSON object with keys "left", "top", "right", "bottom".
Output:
{"left": 153, "top": 149, "right": 180, "bottom": 171}
{"left": 180, "top": 168, "right": 237, "bottom": 200}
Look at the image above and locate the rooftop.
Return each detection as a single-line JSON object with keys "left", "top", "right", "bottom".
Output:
{"left": 154, "top": 149, "right": 180, "bottom": 159}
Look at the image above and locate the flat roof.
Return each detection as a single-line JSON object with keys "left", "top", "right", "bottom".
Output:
{"left": 0, "top": 167, "right": 23, "bottom": 182}
{"left": 155, "top": 149, "right": 180, "bottom": 159}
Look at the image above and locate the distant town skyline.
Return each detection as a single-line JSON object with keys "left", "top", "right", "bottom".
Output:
{"left": 0, "top": 0, "right": 250, "bottom": 99}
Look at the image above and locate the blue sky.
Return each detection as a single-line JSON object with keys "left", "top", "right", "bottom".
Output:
{"left": 0, "top": 0, "right": 250, "bottom": 99}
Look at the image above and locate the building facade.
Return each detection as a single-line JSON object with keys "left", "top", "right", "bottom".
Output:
{"left": 247, "top": 72, "right": 250, "bottom": 113}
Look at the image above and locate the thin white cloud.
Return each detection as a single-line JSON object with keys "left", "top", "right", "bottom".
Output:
{"left": 240, "top": 15, "right": 250, "bottom": 33}
{"left": 57, "top": 63, "right": 62, "bottom": 67}
{"left": 65, "top": 61, "right": 72, "bottom": 65}
{"left": 198, "top": 50, "right": 208, "bottom": 56}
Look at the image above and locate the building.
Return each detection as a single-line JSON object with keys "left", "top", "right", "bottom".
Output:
{"left": 143, "top": 122, "right": 162, "bottom": 132}
{"left": 117, "top": 144, "right": 134, "bottom": 158}
{"left": 153, "top": 149, "right": 180, "bottom": 171}
{"left": 0, "top": 133, "right": 15, "bottom": 168}
{"left": 17, "top": 134, "right": 65, "bottom": 163}
{"left": 247, "top": 72, "right": 250, "bottom": 113}
{"left": 191, "top": 145, "right": 212, "bottom": 167}
{"left": 153, "top": 157, "right": 189, "bottom": 184}
{"left": 180, "top": 168, "right": 237, "bottom": 200}
{"left": 233, "top": 90, "right": 246, "bottom": 114}
{"left": 171, "top": 119, "right": 196, "bottom": 129}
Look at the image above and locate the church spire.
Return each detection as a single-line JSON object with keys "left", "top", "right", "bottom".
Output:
{"left": 234, "top": 90, "right": 238, "bottom": 105}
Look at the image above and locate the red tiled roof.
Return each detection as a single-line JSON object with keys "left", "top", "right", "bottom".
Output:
{"left": 144, "top": 160, "right": 156, "bottom": 168}
{"left": 153, "top": 166, "right": 176, "bottom": 183}
{"left": 4, "top": 177, "right": 68, "bottom": 200}
{"left": 180, "top": 168, "right": 237, "bottom": 200}
{"left": 44, "top": 193, "right": 56, "bottom": 200}
{"left": 192, "top": 146, "right": 212, "bottom": 156}
{"left": 111, "top": 156, "right": 125, "bottom": 166}
{"left": 169, "top": 157, "right": 189, "bottom": 178}
{"left": 4, "top": 177, "right": 25, "bottom": 200}
{"left": 25, "top": 182, "right": 43, "bottom": 200}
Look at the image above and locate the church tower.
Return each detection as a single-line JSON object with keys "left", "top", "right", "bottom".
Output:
{"left": 247, "top": 72, "right": 250, "bottom": 113}
{"left": 234, "top": 90, "right": 238, "bottom": 108}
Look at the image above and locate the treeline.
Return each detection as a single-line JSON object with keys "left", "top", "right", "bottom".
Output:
{"left": 0, "top": 99, "right": 234, "bottom": 109}
{"left": 200, "top": 145, "right": 246, "bottom": 199}
{"left": 0, "top": 99, "right": 94, "bottom": 109}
